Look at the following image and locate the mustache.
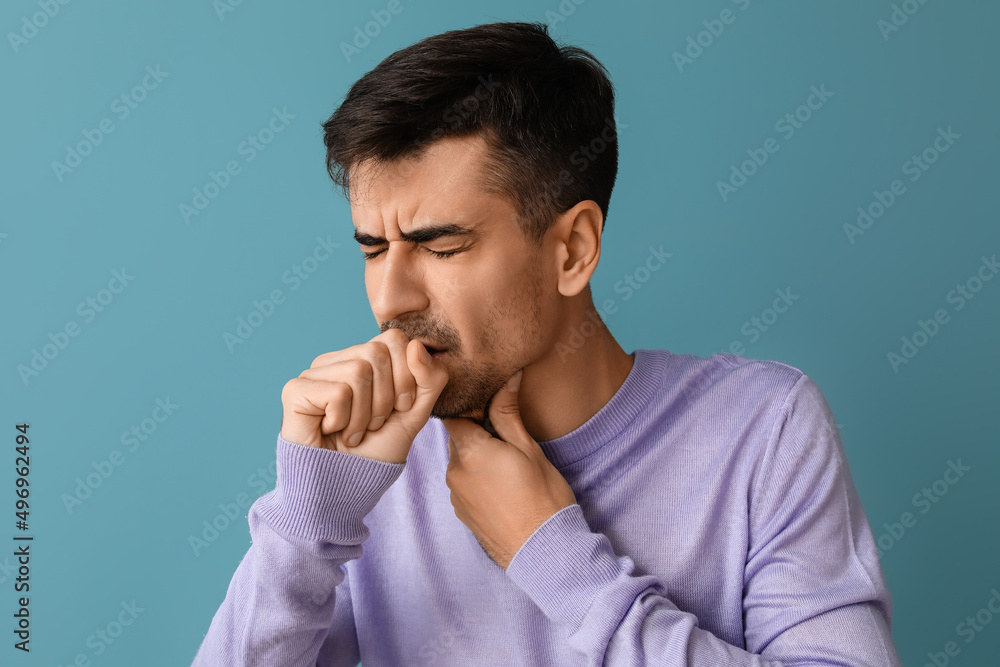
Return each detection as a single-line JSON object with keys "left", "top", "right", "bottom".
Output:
{"left": 380, "top": 321, "right": 456, "bottom": 348}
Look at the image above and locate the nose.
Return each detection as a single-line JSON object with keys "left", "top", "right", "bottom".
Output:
{"left": 368, "top": 242, "right": 429, "bottom": 323}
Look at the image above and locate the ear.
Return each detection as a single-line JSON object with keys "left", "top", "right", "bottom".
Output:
{"left": 550, "top": 200, "right": 604, "bottom": 298}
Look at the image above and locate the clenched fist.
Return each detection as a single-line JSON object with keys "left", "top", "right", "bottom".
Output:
{"left": 279, "top": 329, "right": 449, "bottom": 464}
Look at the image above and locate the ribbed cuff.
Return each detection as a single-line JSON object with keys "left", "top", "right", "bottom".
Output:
{"left": 505, "top": 504, "right": 639, "bottom": 630}
{"left": 253, "top": 434, "right": 406, "bottom": 544}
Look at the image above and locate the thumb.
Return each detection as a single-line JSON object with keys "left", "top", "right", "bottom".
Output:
{"left": 395, "top": 339, "right": 449, "bottom": 434}
{"left": 488, "top": 369, "right": 533, "bottom": 452}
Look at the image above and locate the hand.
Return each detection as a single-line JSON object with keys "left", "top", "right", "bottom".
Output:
{"left": 280, "top": 329, "right": 449, "bottom": 464}
{"left": 440, "top": 370, "right": 578, "bottom": 569}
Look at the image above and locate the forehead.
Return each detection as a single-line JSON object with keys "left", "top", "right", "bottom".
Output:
{"left": 348, "top": 134, "right": 509, "bottom": 225}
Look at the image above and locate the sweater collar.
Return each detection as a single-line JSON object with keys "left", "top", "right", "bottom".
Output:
{"left": 536, "top": 348, "right": 670, "bottom": 469}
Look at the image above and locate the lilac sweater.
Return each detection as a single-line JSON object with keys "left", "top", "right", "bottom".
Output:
{"left": 192, "top": 349, "right": 901, "bottom": 666}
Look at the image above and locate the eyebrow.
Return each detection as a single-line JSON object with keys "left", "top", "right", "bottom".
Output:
{"left": 353, "top": 222, "right": 477, "bottom": 246}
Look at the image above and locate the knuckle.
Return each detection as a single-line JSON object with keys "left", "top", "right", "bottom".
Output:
{"left": 334, "top": 382, "right": 352, "bottom": 402}
{"left": 496, "top": 404, "right": 521, "bottom": 417}
{"left": 310, "top": 353, "right": 331, "bottom": 369}
{"left": 380, "top": 328, "right": 410, "bottom": 345}
{"left": 346, "top": 358, "right": 374, "bottom": 384}
{"left": 367, "top": 341, "right": 392, "bottom": 368}
{"left": 281, "top": 377, "right": 300, "bottom": 399}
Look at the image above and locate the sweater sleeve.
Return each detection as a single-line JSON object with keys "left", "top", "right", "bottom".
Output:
{"left": 504, "top": 374, "right": 902, "bottom": 666}
{"left": 191, "top": 434, "right": 404, "bottom": 667}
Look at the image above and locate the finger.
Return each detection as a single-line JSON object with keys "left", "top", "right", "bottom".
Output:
{"left": 487, "top": 369, "right": 533, "bottom": 454}
{"left": 372, "top": 329, "right": 418, "bottom": 413}
{"left": 280, "top": 376, "right": 353, "bottom": 448}
{"left": 338, "top": 358, "right": 373, "bottom": 447}
{"left": 299, "top": 352, "right": 391, "bottom": 435}
{"left": 308, "top": 344, "right": 358, "bottom": 369}
{"left": 393, "top": 339, "right": 449, "bottom": 439}
{"left": 359, "top": 341, "right": 394, "bottom": 432}
{"left": 447, "top": 433, "right": 459, "bottom": 470}
{"left": 440, "top": 417, "right": 490, "bottom": 460}
{"left": 320, "top": 382, "right": 352, "bottom": 436}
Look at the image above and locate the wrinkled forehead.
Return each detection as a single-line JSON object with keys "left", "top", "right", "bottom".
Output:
{"left": 347, "top": 135, "right": 516, "bottom": 233}
{"left": 347, "top": 134, "right": 494, "bottom": 205}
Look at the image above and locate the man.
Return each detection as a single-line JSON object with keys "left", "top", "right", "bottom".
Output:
{"left": 193, "top": 21, "right": 902, "bottom": 666}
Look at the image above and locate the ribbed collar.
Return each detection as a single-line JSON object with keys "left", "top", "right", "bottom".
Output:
{"left": 536, "top": 348, "right": 671, "bottom": 469}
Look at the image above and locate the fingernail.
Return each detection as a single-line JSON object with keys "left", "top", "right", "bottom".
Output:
{"left": 348, "top": 432, "right": 362, "bottom": 447}
{"left": 506, "top": 370, "right": 522, "bottom": 392}
{"left": 368, "top": 415, "right": 385, "bottom": 431}
{"left": 396, "top": 392, "right": 414, "bottom": 412}
{"left": 418, "top": 344, "right": 431, "bottom": 365}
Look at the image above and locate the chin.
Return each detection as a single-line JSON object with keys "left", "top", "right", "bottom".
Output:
{"left": 430, "top": 387, "right": 487, "bottom": 422}
{"left": 430, "top": 400, "right": 486, "bottom": 422}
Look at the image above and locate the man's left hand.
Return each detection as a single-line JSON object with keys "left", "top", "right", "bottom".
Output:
{"left": 440, "top": 370, "right": 578, "bottom": 570}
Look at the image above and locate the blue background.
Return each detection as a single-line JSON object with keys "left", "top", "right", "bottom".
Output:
{"left": 2, "top": 0, "right": 998, "bottom": 665}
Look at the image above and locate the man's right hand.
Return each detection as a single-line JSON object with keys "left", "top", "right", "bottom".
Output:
{"left": 279, "top": 329, "right": 449, "bottom": 464}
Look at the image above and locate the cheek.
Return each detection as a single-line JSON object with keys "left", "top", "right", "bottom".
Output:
{"left": 364, "top": 264, "right": 382, "bottom": 295}
{"left": 436, "top": 273, "right": 469, "bottom": 304}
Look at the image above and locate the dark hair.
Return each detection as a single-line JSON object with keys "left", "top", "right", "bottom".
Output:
{"left": 322, "top": 21, "right": 618, "bottom": 244}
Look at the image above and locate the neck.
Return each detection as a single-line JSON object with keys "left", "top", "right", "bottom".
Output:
{"left": 517, "top": 306, "right": 634, "bottom": 443}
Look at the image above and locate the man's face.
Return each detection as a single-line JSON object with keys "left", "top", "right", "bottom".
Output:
{"left": 350, "top": 134, "right": 554, "bottom": 422}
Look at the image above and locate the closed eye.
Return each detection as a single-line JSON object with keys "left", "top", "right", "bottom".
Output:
{"left": 362, "top": 247, "right": 463, "bottom": 261}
